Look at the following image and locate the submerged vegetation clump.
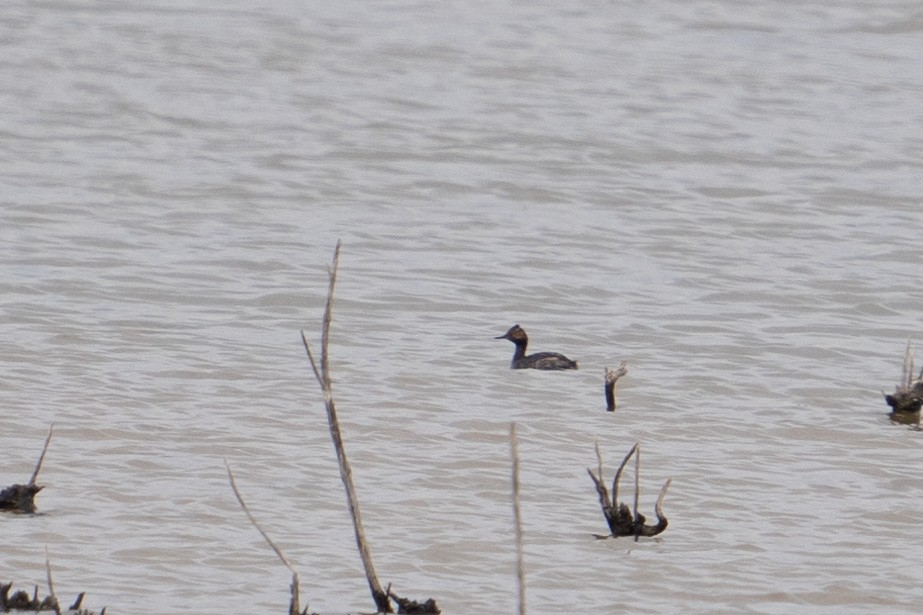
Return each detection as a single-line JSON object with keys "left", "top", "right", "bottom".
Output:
{"left": 0, "top": 484, "right": 44, "bottom": 515}
{"left": 1, "top": 426, "right": 53, "bottom": 515}
{"left": 885, "top": 342, "right": 923, "bottom": 418}
{"left": 0, "top": 580, "right": 102, "bottom": 614}
{"left": 587, "top": 443, "right": 671, "bottom": 540}
{"left": 2, "top": 553, "right": 104, "bottom": 615}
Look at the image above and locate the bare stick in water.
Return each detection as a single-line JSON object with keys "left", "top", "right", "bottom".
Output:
{"left": 29, "top": 424, "right": 54, "bottom": 487}
{"left": 604, "top": 362, "right": 628, "bottom": 412}
{"left": 902, "top": 341, "right": 914, "bottom": 390}
{"left": 510, "top": 423, "right": 526, "bottom": 615}
{"left": 633, "top": 444, "right": 641, "bottom": 539}
{"left": 45, "top": 549, "right": 62, "bottom": 615}
{"left": 226, "top": 462, "right": 306, "bottom": 615}
{"left": 301, "top": 241, "right": 392, "bottom": 614}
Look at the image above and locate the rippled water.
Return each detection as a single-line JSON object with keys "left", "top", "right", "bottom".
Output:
{"left": 3, "top": 1, "right": 923, "bottom": 613}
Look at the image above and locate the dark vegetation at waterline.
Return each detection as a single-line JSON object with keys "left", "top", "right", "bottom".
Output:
{"left": 0, "top": 484, "right": 43, "bottom": 516}
{"left": 587, "top": 443, "right": 671, "bottom": 540}
{"left": 0, "top": 426, "right": 52, "bottom": 514}
{"left": 1, "top": 579, "right": 101, "bottom": 614}
{"left": 884, "top": 342, "right": 923, "bottom": 419}
{"left": 1, "top": 578, "right": 102, "bottom": 615}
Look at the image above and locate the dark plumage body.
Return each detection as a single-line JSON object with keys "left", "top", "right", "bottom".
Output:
{"left": 495, "top": 324, "right": 578, "bottom": 370}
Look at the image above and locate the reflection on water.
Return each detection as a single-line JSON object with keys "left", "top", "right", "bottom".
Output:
{"left": 888, "top": 411, "right": 921, "bottom": 428}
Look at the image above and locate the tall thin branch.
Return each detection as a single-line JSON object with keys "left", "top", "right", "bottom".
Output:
{"left": 510, "top": 423, "right": 526, "bottom": 615}
{"left": 29, "top": 424, "right": 54, "bottom": 486}
{"left": 301, "top": 241, "right": 391, "bottom": 614}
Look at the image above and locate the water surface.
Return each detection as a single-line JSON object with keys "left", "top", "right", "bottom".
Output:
{"left": 2, "top": 1, "right": 923, "bottom": 613}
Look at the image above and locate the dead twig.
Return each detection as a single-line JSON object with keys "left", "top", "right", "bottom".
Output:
{"left": 604, "top": 362, "right": 628, "bottom": 411}
{"left": 226, "top": 462, "right": 308, "bottom": 615}
{"left": 510, "top": 423, "right": 526, "bottom": 615}
{"left": 45, "top": 549, "right": 62, "bottom": 615}
{"left": 301, "top": 241, "right": 390, "bottom": 613}
{"left": 30, "top": 424, "right": 54, "bottom": 486}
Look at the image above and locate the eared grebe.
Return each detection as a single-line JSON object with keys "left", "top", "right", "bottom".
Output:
{"left": 495, "top": 324, "right": 578, "bottom": 370}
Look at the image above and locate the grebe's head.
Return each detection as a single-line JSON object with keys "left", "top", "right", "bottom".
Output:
{"left": 495, "top": 324, "right": 527, "bottom": 342}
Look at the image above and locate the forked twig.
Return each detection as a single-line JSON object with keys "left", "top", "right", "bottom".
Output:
{"left": 301, "top": 241, "right": 392, "bottom": 614}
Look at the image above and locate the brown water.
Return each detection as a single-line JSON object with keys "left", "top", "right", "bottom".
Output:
{"left": 2, "top": 1, "right": 923, "bottom": 613}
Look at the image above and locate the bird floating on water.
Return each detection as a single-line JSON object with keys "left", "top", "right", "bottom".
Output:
{"left": 495, "top": 324, "right": 578, "bottom": 370}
